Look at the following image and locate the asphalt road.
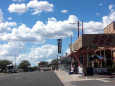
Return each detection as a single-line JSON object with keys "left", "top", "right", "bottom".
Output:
{"left": 0, "top": 71, "right": 64, "bottom": 86}
{"left": 71, "top": 78, "right": 115, "bottom": 86}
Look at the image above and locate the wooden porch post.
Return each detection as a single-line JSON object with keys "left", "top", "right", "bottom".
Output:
{"left": 104, "top": 48, "right": 106, "bottom": 67}
{"left": 111, "top": 49, "right": 113, "bottom": 61}
{"left": 87, "top": 48, "right": 88, "bottom": 66}
{"left": 100, "top": 50, "right": 101, "bottom": 56}
{"left": 100, "top": 50, "right": 102, "bottom": 67}
{"left": 83, "top": 48, "right": 85, "bottom": 66}
{"left": 78, "top": 52, "right": 79, "bottom": 65}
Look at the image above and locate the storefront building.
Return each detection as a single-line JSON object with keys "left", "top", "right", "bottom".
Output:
{"left": 68, "top": 22, "right": 115, "bottom": 74}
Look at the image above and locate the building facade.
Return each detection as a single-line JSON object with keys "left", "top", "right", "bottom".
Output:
{"left": 68, "top": 22, "right": 115, "bottom": 74}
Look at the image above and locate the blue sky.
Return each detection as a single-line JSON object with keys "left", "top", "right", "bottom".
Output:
{"left": 0, "top": 0, "right": 115, "bottom": 66}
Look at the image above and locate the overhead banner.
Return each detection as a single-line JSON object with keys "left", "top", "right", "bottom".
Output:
{"left": 57, "top": 39, "right": 62, "bottom": 53}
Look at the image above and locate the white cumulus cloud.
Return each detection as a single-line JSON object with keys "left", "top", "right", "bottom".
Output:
{"left": 61, "top": 10, "right": 68, "bottom": 13}
{"left": 0, "top": 42, "right": 25, "bottom": 57}
{"left": 8, "top": 0, "right": 54, "bottom": 15}
{"left": 102, "top": 4, "right": 115, "bottom": 27}
{"left": 0, "top": 9, "right": 16, "bottom": 33}
{"left": 84, "top": 4, "right": 115, "bottom": 34}
{"left": 84, "top": 21, "right": 104, "bottom": 34}
{"left": 0, "top": 22, "right": 16, "bottom": 33}
{"left": 0, "top": 42, "right": 26, "bottom": 64}
{"left": 0, "top": 9, "right": 3, "bottom": 22}
{"left": 8, "top": 17, "right": 12, "bottom": 20}
{"left": 0, "top": 15, "right": 78, "bottom": 43}
{"left": 8, "top": 3, "right": 27, "bottom": 14}
{"left": 32, "top": 15, "right": 78, "bottom": 39}
{"left": 27, "top": 0, "right": 54, "bottom": 15}
{"left": 16, "top": 44, "right": 57, "bottom": 66}
{"left": 0, "top": 24, "right": 44, "bottom": 43}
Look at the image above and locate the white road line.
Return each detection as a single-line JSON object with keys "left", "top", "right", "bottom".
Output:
{"left": 96, "top": 79, "right": 111, "bottom": 82}
{"left": 0, "top": 74, "right": 13, "bottom": 77}
{"left": 79, "top": 78, "right": 111, "bottom": 82}
{"left": 15, "top": 77, "right": 20, "bottom": 80}
{"left": 72, "top": 78, "right": 111, "bottom": 82}
{"left": 0, "top": 73, "right": 24, "bottom": 78}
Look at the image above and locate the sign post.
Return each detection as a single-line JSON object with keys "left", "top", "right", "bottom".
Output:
{"left": 57, "top": 38, "right": 62, "bottom": 70}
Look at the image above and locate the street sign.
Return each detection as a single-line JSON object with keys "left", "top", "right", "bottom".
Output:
{"left": 57, "top": 39, "right": 62, "bottom": 53}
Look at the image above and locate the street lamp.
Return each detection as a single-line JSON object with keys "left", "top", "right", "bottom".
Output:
{"left": 69, "top": 21, "right": 83, "bottom": 38}
{"left": 69, "top": 21, "right": 83, "bottom": 45}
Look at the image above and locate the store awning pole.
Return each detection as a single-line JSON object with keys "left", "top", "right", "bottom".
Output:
{"left": 78, "top": 52, "right": 79, "bottom": 65}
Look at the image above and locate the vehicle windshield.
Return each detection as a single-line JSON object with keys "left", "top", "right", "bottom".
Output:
{"left": 7, "top": 66, "right": 13, "bottom": 69}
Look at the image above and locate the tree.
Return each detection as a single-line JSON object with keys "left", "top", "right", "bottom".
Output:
{"left": 28, "top": 66, "right": 38, "bottom": 71}
{"left": 0, "top": 60, "right": 12, "bottom": 71}
{"left": 49, "top": 58, "right": 58, "bottom": 70}
{"left": 50, "top": 58, "right": 58, "bottom": 66}
{"left": 32, "top": 66, "right": 38, "bottom": 71}
{"left": 38, "top": 61, "right": 49, "bottom": 67}
{"left": 19, "top": 60, "right": 31, "bottom": 72}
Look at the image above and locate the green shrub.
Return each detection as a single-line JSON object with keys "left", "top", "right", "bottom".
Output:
{"left": 83, "top": 66, "right": 88, "bottom": 76}
{"left": 107, "top": 66, "right": 112, "bottom": 75}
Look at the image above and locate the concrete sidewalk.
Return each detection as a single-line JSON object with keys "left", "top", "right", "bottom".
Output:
{"left": 54, "top": 70, "right": 115, "bottom": 86}
{"left": 54, "top": 70, "right": 84, "bottom": 86}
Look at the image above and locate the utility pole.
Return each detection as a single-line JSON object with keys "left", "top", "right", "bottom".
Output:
{"left": 82, "top": 21, "right": 84, "bottom": 34}
{"left": 69, "top": 21, "right": 84, "bottom": 66}
{"left": 71, "top": 34, "right": 72, "bottom": 46}
{"left": 78, "top": 21, "right": 79, "bottom": 38}
{"left": 15, "top": 54, "right": 16, "bottom": 66}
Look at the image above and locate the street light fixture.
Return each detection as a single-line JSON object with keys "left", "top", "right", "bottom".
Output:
{"left": 69, "top": 21, "right": 83, "bottom": 45}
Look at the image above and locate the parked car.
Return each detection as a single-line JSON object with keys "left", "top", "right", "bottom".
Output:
{"left": 28, "top": 70, "right": 32, "bottom": 72}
